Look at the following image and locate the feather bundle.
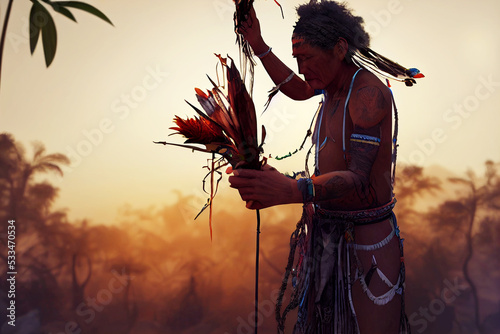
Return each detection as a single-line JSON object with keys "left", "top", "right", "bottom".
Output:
{"left": 155, "top": 55, "right": 265, "bottom": 238}
{"left": 353, "top": 47, "right": 425, "bottom": 86}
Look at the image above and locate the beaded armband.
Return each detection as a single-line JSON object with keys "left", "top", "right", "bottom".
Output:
{"left": 350, "top": 133, "right": 381, "bottom": 146}
{"left": 297, "top": 178, "right": 315, "bottom": 203}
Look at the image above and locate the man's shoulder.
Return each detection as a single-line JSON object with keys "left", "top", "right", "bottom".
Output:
{"left": 354, "top": 70, "right": 392, "bottom": 97}
{"left": 349, "top": 70, "right": 392, "bottom": 129}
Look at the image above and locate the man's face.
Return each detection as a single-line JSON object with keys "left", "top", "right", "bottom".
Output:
{"left": 292, "top": 37, "right": 340, "bottom": 90}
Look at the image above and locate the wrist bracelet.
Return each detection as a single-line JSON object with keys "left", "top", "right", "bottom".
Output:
{"left": 267, "top": 72, "right": 294, "bottom": 96}
{"left": 297, "top": 178, "right": 315, "bottom": 203}
{"left": 256, "top": 46, "right": 272, "bottom": 59}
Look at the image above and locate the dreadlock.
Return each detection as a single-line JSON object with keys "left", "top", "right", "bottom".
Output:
{"left": 294, "top": 0, "right": 423, "bottom": 86}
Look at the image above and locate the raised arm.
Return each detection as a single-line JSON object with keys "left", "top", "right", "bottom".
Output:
{"left": 238, "top": 7, "right": 314, "bottom": 101}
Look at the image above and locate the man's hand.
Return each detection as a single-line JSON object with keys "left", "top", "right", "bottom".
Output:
{"left": 227, "top": 164, "right": 301, "bottom": 210}
{"left": 236, "top": 7, "right": 269, "bottom": 56}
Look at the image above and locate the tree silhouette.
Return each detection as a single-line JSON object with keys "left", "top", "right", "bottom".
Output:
{"left": 0, "top": 134, "right": 73, "bottom": 324}
{"left": 424, "top": 161, "right": 500, "bottom": 334}
{"left": 394, "top": 164, "right": 441, "bottom": 223}
{"left": 0, "top": 133, "right": 21, "bottom": 220}
{"left": 0, "top": 133, "right": 70, "bottom": 223}
{"left": 70, "top": 222, "right": 93, "bottom": 309}
{"left": 2, "top": 133, "right": 498, "bottom": 334}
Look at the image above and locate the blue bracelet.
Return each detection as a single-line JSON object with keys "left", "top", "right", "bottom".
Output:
{"left": 256, "top": 47, "right": 272, "bottom": 59}
{"left": 297, "top": 178, "right": 315, "bottom": 203}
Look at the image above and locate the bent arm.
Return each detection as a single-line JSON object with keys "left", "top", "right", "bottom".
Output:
{"left": 311, "top": 84, "right": 391, "bottom": 208}
{"left": 228, "top": 121, "right": 382, "bottom": 210}
{"left": 228, "top": 79, "right": 391, "bottom": 210}
{"left": 256, "top": 47, "right": 315, "bottom": 101}
{"left": 312, "top": 124, "right": 381, "bottom": 207}
{"left": 239, "top": 7, "right": 314, "bottom": 101}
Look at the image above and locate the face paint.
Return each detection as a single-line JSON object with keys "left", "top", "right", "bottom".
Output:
{"left": 292, "top": 35, "right": 306, "bottom": 49}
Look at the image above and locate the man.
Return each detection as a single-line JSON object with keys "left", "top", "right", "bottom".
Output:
{"left": 229, "top": 2, "right": 416, "bottom": 333}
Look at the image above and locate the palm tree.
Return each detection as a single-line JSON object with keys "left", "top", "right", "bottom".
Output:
{"left": 0, "top": 133, "right": 23, "bottom": 220}
{"left": 0, "top": 133, "right": 70, "bottom": 221}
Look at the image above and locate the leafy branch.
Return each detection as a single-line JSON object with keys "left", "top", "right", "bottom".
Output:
{"left": 0, "top": 0, "right": 113, "bottom": 90}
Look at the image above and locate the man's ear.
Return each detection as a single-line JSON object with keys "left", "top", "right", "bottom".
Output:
{"left": 336, "top": 37, "right": 349, "bottom": 60}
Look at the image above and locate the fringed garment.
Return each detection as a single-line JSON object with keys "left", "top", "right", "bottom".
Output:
{"left": 276, "top": 200, "right": 411, "bottom": 334}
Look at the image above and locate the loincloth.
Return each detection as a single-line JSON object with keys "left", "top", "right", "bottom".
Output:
{"left": 276, "top": 200, "right": 411, "bottom": 334}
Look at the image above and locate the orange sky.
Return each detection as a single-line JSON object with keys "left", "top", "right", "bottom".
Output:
{"left": 1, "top": 0, "right": 499, "bottom": 223}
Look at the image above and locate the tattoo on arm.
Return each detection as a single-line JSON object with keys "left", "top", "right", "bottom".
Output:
{"left": 313, "top": 125, "right": 380, "bottom": 204}
{"left": 353, "top": 86, "right": 387, "bottom": 127}
{"left": 314, "top": 175, "right": 352, "bottom": 200}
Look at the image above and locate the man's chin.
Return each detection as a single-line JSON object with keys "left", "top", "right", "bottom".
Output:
{"left": 306, "top": 79, "right": 323, "bottom": 90}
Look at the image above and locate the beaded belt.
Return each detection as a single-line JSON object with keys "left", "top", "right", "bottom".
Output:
{"left": 315, "top": 198, "right": 396, "bottom": 225}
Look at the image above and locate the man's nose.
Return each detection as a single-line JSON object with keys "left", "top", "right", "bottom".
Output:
{"left": 297, "top": 62, "right": 306, "bottom": 75}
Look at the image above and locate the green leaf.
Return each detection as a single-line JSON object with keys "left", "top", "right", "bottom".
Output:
{"left": 46, "top": 1, "right": 77, "bottom": 22}
{"left": 40, "top": 9, "right": 57, "bottom": 67}
{"left": 29, "top": 2, "right": 43, "bottom": 54}
{"left": 29, "top": 1, "right": 58, "bottom": 66}
{"left": 53, "top": 1, "right": 113, "bottom": 26}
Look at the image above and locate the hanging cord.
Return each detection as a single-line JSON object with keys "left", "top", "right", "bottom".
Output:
{"left": 272, "top": 100, "right": 322, "bottom": 162}
{"left": 385, "top": 79, "right": 399, "bottom": 194}
{"left": 275, "top": 217, "right": 304, "bottom": 333}
{"left": 275, "top": 203, "right": 314, "bottom": 333}
{"left": 234, "top": 0, "right": 285, "bottom": 98}
{"left": 233, "top": 0, "right": 257, "bottom": 97}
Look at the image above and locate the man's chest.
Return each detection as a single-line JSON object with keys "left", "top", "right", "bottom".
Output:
{"left": 315, "top": 98, "right": 354, "bottom": 172}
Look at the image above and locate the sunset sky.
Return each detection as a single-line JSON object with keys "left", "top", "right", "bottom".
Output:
{"left": 1, "top": 0, "right": 499, "bottom": 224}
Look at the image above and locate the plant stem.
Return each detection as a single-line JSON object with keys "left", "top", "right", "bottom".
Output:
{"left": 255, "top": 209, "right": 261, "bottom": 334}
{"left": 0, "top": 0, "right": 15, "bottom": 92}
{"left": 209, "top": 153, "right": 215, "bottom": 241}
